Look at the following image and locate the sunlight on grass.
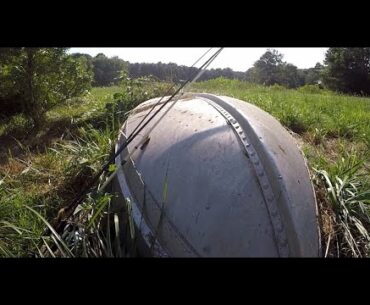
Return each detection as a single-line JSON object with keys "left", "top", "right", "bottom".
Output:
{"left": 1, "top": 78, "right": 369, "bottom": 257}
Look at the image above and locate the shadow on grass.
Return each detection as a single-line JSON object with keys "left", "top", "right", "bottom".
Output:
{"left": 0, "top": 117, "right": 74, "bottom": 165}
{"left": 0, "top": 107, "right": 122, "bottom": 166}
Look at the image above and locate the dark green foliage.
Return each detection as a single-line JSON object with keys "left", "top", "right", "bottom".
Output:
{"left": 249, "top": 49, "right": 284, "bottom": 86}
{"left": 246, "top": 49, "right": 306, "bottom": 88}
{"left": 0, "top": 48, "right": 93, "bottom": 126}
{"left": 112, "top": 73, "right": 175, "bottom": 112}
{"left": 91, "top": 53, "right": 128, "bottom": 87}
{"left": 322, "top": 48, "right": 370, "bottom": 95}
{"left": 279, "top": 63, "right": 305, "bottom": 88}
{"left": 128, "top": 62, "right": 246, "bottom": 83}
{"left": 304, "top": 63, "right": 324, "bottom": 85}
{"left": 0, "top": 77, "right": 172, "bottom": 257}
{"left": 58, "top": 55, "right": 93, "bottom": 99}
{"left": 73, "top": 50, "right": 326, "bottom": 89}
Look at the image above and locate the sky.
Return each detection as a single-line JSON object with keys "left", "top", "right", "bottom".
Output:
{"left": 69, "top": 48, "right": 328, "bottom": 72}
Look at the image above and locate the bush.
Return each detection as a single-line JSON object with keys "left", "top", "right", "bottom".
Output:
{"left": 0, "top": 48, "right": 93, "bottom": 127}
{"left": 298, "top": 84, "right": 323, "bottom": 94}
{"left": 269, "top": 84, "right": 287, "bottom": 91}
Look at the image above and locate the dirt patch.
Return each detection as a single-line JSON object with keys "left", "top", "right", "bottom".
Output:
{"left": 0, "top": 117, "right": 74, "bottom": 165}
{"left": 314, "top": 182, "right": 337, "bottom": 257}
{"left": 0, "top": 158, "right": 27, "bottom": 176}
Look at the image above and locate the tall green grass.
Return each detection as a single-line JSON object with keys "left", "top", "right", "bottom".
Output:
{"left": 0, "top": 80, "right": 173, "bottom": 257}
{"left": 191, "top": 78, "right": 370, "bottom": 144}
{"left": 1, "top": 77, "right": 369, "bottom": 257}
{"left": 191, "top": 78, "right": 370, "bottom": 257}
{"left": 315, "top": 154, "right": 370, "bottom": 257}
{"left": 0, "top": 122, "right": 116, "bottom": 256}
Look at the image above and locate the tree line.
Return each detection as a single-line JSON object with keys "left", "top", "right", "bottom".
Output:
{"left": 76, "top": 49, "right": 370, "bottom": 95}
{"left": 72, "top": 52, "right": 246, "bottom": 85}
{"left": 72, "top": 51, "right": 323, "bottom": 87}
{"left": 245, "top": 48, "right": 370, "bottom": 95}
{"left": 1, "top": 48, "right": 370, "bottom": 129}
{"left": 245, "top": 49, "right": 324, "bottom": 88}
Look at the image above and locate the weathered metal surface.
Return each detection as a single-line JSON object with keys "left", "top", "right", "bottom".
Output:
{"left": 112, "top": 93, "right": 321, "bottom": 257}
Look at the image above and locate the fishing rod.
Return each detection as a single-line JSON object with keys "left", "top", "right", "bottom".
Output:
{"left": 51, "top": 47, "right": 224, "bottom": 234}
{"left": 98, "top": 48, "right": 223, "bottom": 192}
{"left": 115, "top": 48, "right": 223, "bottom": 157}
{"left": 124, "top": 48, "right": 213, "bottom": 141}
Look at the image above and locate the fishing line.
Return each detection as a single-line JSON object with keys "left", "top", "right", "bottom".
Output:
{"left": 98, "top": 48, "right": 223, "bottom": 191}
{"left": 123, "top": 48, "right": 213, "bottom": 144}
{"left": 51, "top": 47, "right": 223, "bottom": 235}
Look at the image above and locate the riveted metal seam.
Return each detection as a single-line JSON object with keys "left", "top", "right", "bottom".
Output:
{"left": 200, "top": 97, "right": 290, "bottom": 257}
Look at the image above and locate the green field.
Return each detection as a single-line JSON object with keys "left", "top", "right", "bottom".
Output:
{"left": 191, "top": 79, "right": 370, "bottom": 172}
{"left": 0, "top": 78, "right": 369, "bottom": 257}
{"left": 193, "top": 79, "right": 370, "bottom": 257}
{"left": 0, "top": 83, "right": 169, "bottom": 257}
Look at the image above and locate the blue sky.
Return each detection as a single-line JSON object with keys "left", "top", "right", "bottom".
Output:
{"left": 69, "top": 48, "right": 328, "bottom": 72}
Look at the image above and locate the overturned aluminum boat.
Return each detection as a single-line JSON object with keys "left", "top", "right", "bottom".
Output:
{"left": 111, "top": 93, "right": 321, "bottom": 257}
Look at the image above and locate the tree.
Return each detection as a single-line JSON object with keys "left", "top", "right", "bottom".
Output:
{"left": 278, "top": 63, "right": 303, "bottom": 88}
{"left": 322, "top": 48, "right": 370, "bottom": 95}
{"left": 245, "top": 67, "right": 257, "bottom": 82}
{"left": 126, "top": 61, "right": 246, "bottom": 83}
{"left": 252, "top": 49, "right": 284, "bottom": 86}
{"left": 57, "top": 55, "right": 93, "bottom": 99}
{"left": 304, "top": 62, "right": 324, "bottom": 85}
{"left": 0, "top": 48, "right": 93, "bottom": 127}
{"left": 246, "top": 49, "right": 304, "bottom": 88}
{"left": 91, "top": 54, "right": 128, "bottom": 86}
